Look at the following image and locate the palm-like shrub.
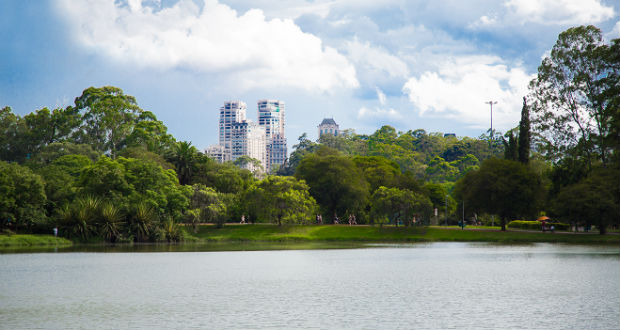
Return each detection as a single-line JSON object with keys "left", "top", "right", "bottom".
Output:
{"left": 130, "top": 202, "right": 157, "bottom": 242}
{"left": 58, "top": 195, "right": 101, "bottom": 240}
{"left": 99, "top": 202, "right": 124, "bottom": 242}
{"left": 161, "top": 218, "right": 182, "bottom": 242}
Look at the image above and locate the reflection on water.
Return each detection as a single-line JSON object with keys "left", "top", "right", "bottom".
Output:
{"left": 1, "top": 243, "right": 618, "bottom": 330}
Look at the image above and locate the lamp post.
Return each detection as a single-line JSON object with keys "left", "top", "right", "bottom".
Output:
{"left": 485, "top": 101, "right": 497, "bottom": 150}
{"left": 445, "top": 194, "right": 448, "bottom": 226}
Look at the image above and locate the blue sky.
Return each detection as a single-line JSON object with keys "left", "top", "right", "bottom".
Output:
{"left": 1, "top": 0, "right": 619, "bottom": 151}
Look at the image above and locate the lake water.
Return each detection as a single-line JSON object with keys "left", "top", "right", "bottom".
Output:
{"left": 1, "top": 243, "right": 618, "bottom": 330}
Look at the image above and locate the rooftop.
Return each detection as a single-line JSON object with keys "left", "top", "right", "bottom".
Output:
{"left": 319, "top": 118, "right": 338, "bottom": 126}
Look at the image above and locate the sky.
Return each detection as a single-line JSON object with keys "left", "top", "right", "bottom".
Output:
{"left": 1, "top": 0, "right": 619, "bottom": 152}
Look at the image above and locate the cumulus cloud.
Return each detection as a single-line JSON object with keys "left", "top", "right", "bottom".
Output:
{"left": 357, "top": 87, "right": 401, "bottom": 120}
{"left": 345, "top": 39, "right": 410, "bottom": 79}
{"left": 609, "top": 20, "right": 620, "bottom": 38}
{"left": 55, "top": 0, "right": 358, "bottom": 92}
{"left": 402, "top": 56, "right": 533, "bottom": 130}
{"left": 505, "top": 0, "right": 616, "bottom": 25}
{"left": 357, "top": 106, "right": 402, "bottom": 120}
{"left": 468, "top": 15, "right": 498, "bottom": 29}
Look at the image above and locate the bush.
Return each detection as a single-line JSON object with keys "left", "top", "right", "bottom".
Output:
{"left": 507, "top": 220, "right": 569, "bottom": 231}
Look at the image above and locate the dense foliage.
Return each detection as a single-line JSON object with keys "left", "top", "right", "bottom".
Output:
{"left": 0, "top": 26, "right": 618, "bottom": 239}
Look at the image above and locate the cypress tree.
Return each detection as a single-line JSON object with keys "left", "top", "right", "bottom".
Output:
{"left": 503, "top": 132, "right": 518, "bottom": 161}
{"left": 518, "top": 97, "right": 530, "bottom": 164}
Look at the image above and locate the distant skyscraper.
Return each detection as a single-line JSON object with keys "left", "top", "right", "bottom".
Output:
{"left": 257, "top": 99, "right": 287, "bottom": 171}
{"left": 318, "top": 118, "right": 339, "bottom": 137}
{"left": 219, "top": 101, "right": 247, "bottom": 156}
{"left": 205, "top": 144, "right": 230, "bottom": 163}
{"left": 231, "top": 121, "right": 267, "bottom": 172}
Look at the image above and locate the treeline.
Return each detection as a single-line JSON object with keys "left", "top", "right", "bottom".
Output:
{"left": 1, "top": 25, "right": 618, "bottom": 240}
{"left": 0, "top": 84, "right": 495, "bottom": 240}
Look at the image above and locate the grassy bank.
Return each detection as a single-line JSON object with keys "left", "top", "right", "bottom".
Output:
{"left": 0, "top": 234, "right": 73, "bottom": 248}
{"left": 186, "top": 224, "right": 620, "bottom": 244}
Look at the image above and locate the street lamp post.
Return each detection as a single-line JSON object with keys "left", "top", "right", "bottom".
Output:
{"left": 485, "top": 100, "right": 497, "bottom": 150}
{"left": 445, "top": 194, "right": 448, "bottom": 226}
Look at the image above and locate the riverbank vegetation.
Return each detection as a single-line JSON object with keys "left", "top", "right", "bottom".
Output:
{"left": 0, "top": 233, "right": 72, "bottom": 248}
{"left": 1, "top": 25, "right": 619, "bottom": 243}
{"left": 185, "top": 225, "right": 619, "bottom": 244}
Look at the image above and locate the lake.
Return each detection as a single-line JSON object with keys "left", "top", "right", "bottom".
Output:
{"left": 1, "top": 243, "right": 618, "bottom": 330}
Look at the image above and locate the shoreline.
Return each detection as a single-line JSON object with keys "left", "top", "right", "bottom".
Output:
{"left": 2, "top": 225, "right": 618, "bottom": 253}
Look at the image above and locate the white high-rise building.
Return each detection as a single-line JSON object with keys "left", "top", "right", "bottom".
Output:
{"left": 257, "top": 99, "right": 287, "bottom": 171}
{"left": 219, "top": 101, "right": 247, "bottom": 157}
{"left": 205, "top": 144, "right": 231, "bottom": 163}
{"left": 231, "top": 120, "right": 267, "bottom": 172}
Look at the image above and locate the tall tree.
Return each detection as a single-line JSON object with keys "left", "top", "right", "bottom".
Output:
{"left": 529, "top": 26, "right": 618, "bottom": 169}
{"left": 295, "top": 147, "right": 369, "bottom": 220}
{"left": 71, "top": 86, "right": 143, "bottom": 158}
{"left": 170, "top": 141, "right": 198, "bottom": 185}
{"left": 518, "top": 97, "right": 531, "bottom": 164}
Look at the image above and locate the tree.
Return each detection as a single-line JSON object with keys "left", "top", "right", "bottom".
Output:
{"left": 352, "top": 156, "right": 401, "bottom": 192}
{"left": 26, "top": 142, "right": 101, "bottom": 168}
{"left": 277, "top": 133, "right": 318, "bottom": 176}
{"left": 78, "top": 156, "right": 190, "bottom": 221}
{"left": 295, "top": 147, "right": 369, "bottom": 220}
{"left": 245, "top": 176, "right": 317, "bottom": 225}
{"left": 529, "top": 26, "right": 619, "bottom": 168}
{"left": 71, "top": 86, "right": 143, "bottom": 158}
{"left": 233, "top": 155, "right": 264, "bottom": 175}
{"left": 503, "top": 131, "right": 518, "bottom": 161}
{"left": 518, "top": 97, "right": 531, "bottom": 164}
{"left": 124, "top": 111, "right": 176, "bottom": 155}
{"left": 0, "top": 106, "right": 26, "bottom": 162}
{"left": 36, "top": 154, "right": 93, "bottom": 213}
{"left": 454, "top": 159, "right": 543, "bottom": 231}
{"left": 189, "top": 184, "right": 227, "bottom": 229}
{"left": 551, "top": 166, "right": 619, "bottom": 235}
{"left": 370, "top": 187, "right": 432, "bottom": 227}
{"left": 0, "top": 161, "right": 47, "bottom": 232}
{"left": 169, "top": 141, "right": 198, "bottom": 185}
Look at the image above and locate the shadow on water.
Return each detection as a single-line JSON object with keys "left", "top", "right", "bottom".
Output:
{"left": 1, "top": 241, "right": 373, "bottom": 254}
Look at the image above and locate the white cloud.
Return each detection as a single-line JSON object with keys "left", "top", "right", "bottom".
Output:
{"left": 376, "top": 87, "right": 386, "bottom": 105}
{"left": 609, "top": 20, "right": 620, "bottom": 38}
{"left": 357, "top": 106, "right": 402, "bottom": 120}
{"left": 402, "top": 56, "right": 534, "bottom": 130}
{"left": 345, "top": 39, "right": 410, "bottom": 79}
{"left": 468, "top": 15, "right": 498, "bottom": 29}
{"left": 357, "top": 86, "right": 401, "bottom": 120}
{"left": 56, "top": 0, "right": 358, "bottom": 92}
{"left": 505, "top": 0, "right": 616, "bottom": 25}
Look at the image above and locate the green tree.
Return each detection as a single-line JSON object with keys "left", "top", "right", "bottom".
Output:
{"left": 454, "top": 158, "right": 543, "bottom": 231}
{"left": 57, "top": 195, "right": 101, "bottom": 240}
{"left": 98, "top": 202, "right": 124, "bottom": 243}
{"left": 370, "top": 186, "right": 432, "bottom": 227}
{"left": 352, "top": 156, "right": 401, "bottom": 192}
{"left": 551, "top": 166, "right": 619, "bottom": 234}
{"left": 0, "top": 161, "right": 47, "bottom": 232}
{"left": 189, "top": 184, "right": 227, "bottom": 229}
{"left": 36, "top": 154, "right": 93, "bottom": 213}
{"left": 169, "top": 141, "right": 198, "bottom": 185}
{"left": 245, "top": 176, "right": 317, "bottom": 225}
{"left": 529, "top": 25, "right": 619, "bottom": 168}
{"left": 295, "top": 147, "right": 369, "bottom": 220}
{"left": 518, "top": 97, "right": 531, "bottom": 164}
{"left": 71, "top": 86, "right": 143, "bottom": 158}
{"left": 277, "top": 133, "right": 318, "bottom": 176}
{"left": 0, "top": 106, "right": 26, "bottom": 162}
